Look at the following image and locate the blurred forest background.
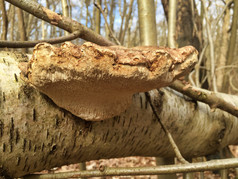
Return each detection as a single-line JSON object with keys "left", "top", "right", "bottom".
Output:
{"left": 0, "top": 0, "right": 238, "bottom": 178}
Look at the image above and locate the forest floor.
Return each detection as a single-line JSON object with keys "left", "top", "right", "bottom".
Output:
{"left": 43, "top": 145, "right": 238, "bottom": 178}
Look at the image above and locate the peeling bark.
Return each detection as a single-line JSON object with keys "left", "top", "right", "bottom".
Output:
{"left": 0, "top": 51, "right": 238, "bottom": 178}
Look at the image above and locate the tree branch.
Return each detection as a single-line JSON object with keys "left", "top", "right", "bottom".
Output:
{"left": 24, "top": 158, "right": 238, "bottom": 178}
{"left": 169, "top": 80, "right": 238, "bottom": 118}
{"left": 4, "top": 0, "right": 114, "bottom": 46}
{"left": 0, "top": 31, "right": 81, "bottom": 48}
{"left": 94, "top": 1, "right": 121, "bottom": 45}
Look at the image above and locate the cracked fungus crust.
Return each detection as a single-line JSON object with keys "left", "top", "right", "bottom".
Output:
{"left": 21, "top": 42, "right": 198, "bottom": 121}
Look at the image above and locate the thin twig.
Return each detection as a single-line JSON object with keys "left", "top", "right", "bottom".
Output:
{"left": 0, "top": 31, "right": 81, "bottom": 48}
{"left": 145, "top": 92, "right": 189, "bottom": 164}
{"left": 216, "top": 65, "right": 238, "bottom": 71}
{"left": 94, "top": 1, "right": 121, "bottom": 45}
{"left": 200, "top": 75, "right": 208, "bottom": 87}
{"left": 188, "top": 70, "right": 196, "bottom": 86}
{"left": 229, "top": 76, "right": 238, "bottom": 92}
{"left": 214, "top": 0, "right": 233, "bottom": 28}
{"left": 24, "top": 158, "right": 238, "bottom": 178}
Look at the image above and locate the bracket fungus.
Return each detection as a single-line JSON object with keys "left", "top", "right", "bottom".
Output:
{"left": 19, "top": 42, "right": 198, "bottom": 121}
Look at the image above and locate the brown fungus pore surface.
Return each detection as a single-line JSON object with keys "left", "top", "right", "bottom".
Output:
{"left": 21, "top": 42, "right": 198, "bottom": 121}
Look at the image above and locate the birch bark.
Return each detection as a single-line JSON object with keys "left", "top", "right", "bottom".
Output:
{"left": 0, "top": 51, "right": 238, "bottom": 177}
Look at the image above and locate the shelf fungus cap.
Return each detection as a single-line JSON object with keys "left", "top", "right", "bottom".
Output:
{"left": 20, "top": 42, "right": 198, "bottom": 121}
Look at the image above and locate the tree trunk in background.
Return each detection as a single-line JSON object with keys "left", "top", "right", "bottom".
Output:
{"left": 109, "top": 0, "right": 115, "bottom": 35}
{"left": 119, "top": 0, "right": 134, "bottom": 45}
{"left": 127, "top": 24, "right": 131, "bottom": 47}
{"left": 137, "top": 0, "right": 157, "bottom": 46}
{"left": 34, "top": 16, "right": 39, "bottom": 40}
{"left": 50, "top": 1, "right": 56, "bottom": 38}
{"left": 9, "top": 4, "right": 15, "bottom": 41}
{"left": 22, "top": 1, "right": 34, "bottom": 40}
{"left": 126, "top": 14, "right": 134, "bottom": 47}
{"left": 103, "top": 0, "right": 110, "bottom": 39}
{"left": 42, "top": 0, "right": 49, "bottom": 40}
{"left": 118, "top": 0, "right": 127, "bottom": 43}
{"left": 176, "top": 0, "right": 202, "bottom": 51}
{"left": 131, "top": 21, "right": 139, "bottom": 47}
{"left": 161, "top": 0, "right": 207, "bottom": 89}
{"left": 161, "top": 0, "right": 202, "bottom": 52}
{"left": 104, "top": 0, "right": 116, "bottom": 41}
{"left": 61, "top": 0, "right": 69, "bottom": 35}
{"left": 222, "top": 0, "right": 238, "bottom": 93}
{"left": 25, "top": 14, "right": 33, "bottom": 38}
{"left": 167, "top": 0, "right": 176, "bottom": 48}
{"left": 95, "top": 0, "right": 101, "bottom": 34}
{"left": 0, "top": 0, "right": 8, "bottom": 40}
{"left": 16, "top": 7, "right": 27, "bottom": 53}
{"left": 41, "top": 20, "right": 46, "bottom": 40}
{"left": 68, "top": 0, "right": 72, "bottom": 18}
{"left": 216, "top": 0, "right": 231, "bottom": 92}
{"left": 85, "top": 0, "right": 90, "bottom": 28}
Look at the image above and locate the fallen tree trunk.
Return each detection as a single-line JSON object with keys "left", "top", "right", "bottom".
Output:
{"left": 0, "top": 50, "right": 238, "bottom": 178}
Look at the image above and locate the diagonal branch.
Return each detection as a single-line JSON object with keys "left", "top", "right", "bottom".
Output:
{"left": 4, "top": 0, "right": 114, "bottom": 46}
{"left": 145, "top": 91, "right": 189, "bottom": 164}
{"left": 94, "top": 1, "right": 121, "bottom": 45}
{"left": 169, "top": 80, "right": 238, "bottom": 117}
{"left": 0, "top": 31, "right": 81, "bottom": 48}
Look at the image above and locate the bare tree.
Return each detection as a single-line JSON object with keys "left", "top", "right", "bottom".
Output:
{"left": 16, "top": 7, "right": 27, "bottom": 52}
{"left": 137, "top": 0, "right": 157, "bottom": 46}
{"left": 109, "top": 0, "right": 115, "bottom": 34}
{"left": 61, "top": 0, "right": 70, "bottom": 35}
{"left": 0, "top": 0, "right": 8, "bottom": 40}
{"left": 9, "top": 4, "right": 15, "bottom": 41}
{"left": 216, "top": 0, "right": 231, "bottom": 91}
{"left": 94, "top": 0, "right": 101, "bottom": 34}
{"left": 222, "top": 0, "right": 238, "bottom": 93}
{"left": 119, "top": 0, "right": 134, "bottom": 45}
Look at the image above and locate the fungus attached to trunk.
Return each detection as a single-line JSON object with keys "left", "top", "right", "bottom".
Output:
{"left": 19, "top": 42, "right": 198, "bottom": 121}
